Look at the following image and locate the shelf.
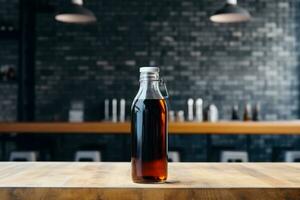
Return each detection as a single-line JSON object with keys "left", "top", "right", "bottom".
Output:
{"left": 0, "top": 163, "right": 299, "bottom": 199}
{"left": 0, "top": 121, "right": 300, "bottom": 134}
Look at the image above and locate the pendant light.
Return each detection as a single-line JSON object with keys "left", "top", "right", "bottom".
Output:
{"left": 210, "top": 0, "right": 251, "bottom": 23}
{"left": 55, "top": 0, "right": 96, "bottom": 24}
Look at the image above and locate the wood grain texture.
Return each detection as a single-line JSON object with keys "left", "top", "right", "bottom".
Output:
{"left": 0, "top": 163, "right": 299, "bottom": 200}
{"left": 1, "top": 121, "right": 300, "bottom": 134}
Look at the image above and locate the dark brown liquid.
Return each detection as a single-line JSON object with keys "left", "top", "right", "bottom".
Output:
{"left": 131, "top": 99, "right": 168, "bottom": 183}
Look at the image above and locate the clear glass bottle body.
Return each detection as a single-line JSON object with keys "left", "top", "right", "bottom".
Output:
{"left": 131, "top": 67, "right": 168, "bottom": 183}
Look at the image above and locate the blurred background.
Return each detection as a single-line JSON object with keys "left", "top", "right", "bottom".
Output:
{"left": 0, "top": 0, "right": 300, "bottom": 162}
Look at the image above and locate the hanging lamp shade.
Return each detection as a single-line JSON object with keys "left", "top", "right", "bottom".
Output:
{"left": 210, "top": 0, "right": 251, "bottom": 23}
{"left": 55, "top": 0, "right": 96, "bottom": 24}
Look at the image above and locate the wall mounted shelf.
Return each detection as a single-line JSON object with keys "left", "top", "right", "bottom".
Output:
{"left": 0, "top": 121, "right": 300, "bottom": 134}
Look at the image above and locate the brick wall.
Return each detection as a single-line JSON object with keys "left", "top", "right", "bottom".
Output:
{"left": 1, "top": 0, "right": 300, "bottom": 161}
{"left": 36, "top": 0, "right": 300, "bottom": 121}
{"left": 33, "top": 0, "right": 300, "bottom": 161}
{"left": 0, "top": 0, "right": 18, "bottom": 121}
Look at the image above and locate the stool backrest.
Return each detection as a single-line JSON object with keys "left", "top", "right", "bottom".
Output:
{"left": 221, "top": 151, "right": 249, "bottom": 162}
{"left": 75, "top": 151, "right": 102, "bottom": 162}
{"left": 9, "top": 151, "right": 37, "bottom": 161}
{"left": 168, "top": 151, "right": 180, "bottom": 162}
{"left": 284, "top": 151, "right": 300, "bottom": 162}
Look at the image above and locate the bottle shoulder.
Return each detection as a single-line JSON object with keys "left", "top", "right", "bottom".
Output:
{"left": 131, "top": 99, "right": 167, "bottom": 112}
{"left": 133, "top": 81, "right": 165, "bottom": 100}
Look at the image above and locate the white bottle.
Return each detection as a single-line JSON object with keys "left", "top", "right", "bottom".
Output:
{"left": 112, "top": 99, "right": 117, "bottom": 123}
{"left": 187, "top": 98, "right": 194, "bottom": 121}
{"left": 119, "top": 99, "right": 126, "bottom": 122}
{"left": 177, "top": 110, "right": 185, "bottom": 122}
{"left": 104, "top": 99, "right": 109, "bottom": 121}
{"left": 208, "top": 104, "right": 218, "bottom": 122}
{"left": 195, "top": 98, "right": 203, "bottom": 122}
{"left": 69, "top": 100, "right": 84, "bottom": 122}
{"left": 169, "top": 110, "right": 175, "bottom": 122}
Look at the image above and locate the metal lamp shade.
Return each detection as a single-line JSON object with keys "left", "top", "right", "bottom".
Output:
{"left": 55, "top": 3, "right": 96, "bottom": 24}
{"left": 210, "top": 3, "right": 251, "bottom": 23}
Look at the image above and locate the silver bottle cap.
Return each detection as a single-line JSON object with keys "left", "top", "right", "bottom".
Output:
{"left": 140, "top": 67, "right": 159, "bottom": 73}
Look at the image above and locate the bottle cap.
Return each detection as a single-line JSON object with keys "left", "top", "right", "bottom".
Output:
{"left": 140, "top": 67, "right": 159, "bottom": 73}
{"left": 196, "top": 98, "right": 203, "bottom": 105}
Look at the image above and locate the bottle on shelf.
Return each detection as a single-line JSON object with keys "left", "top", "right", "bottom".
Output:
{"left": 169, "top": 110, "right": 175, "bottom": 122}
{"left": 252, "top": 102, "right": 261, "bottom": 121}
{"left": 104, "top": 99, "right": 110, "bottom": 121}
{"left": 207, "top": 104, "right": 218, "bottom": 122}
{"left": 243, "top": 103, "right": 252, "bottom": 121}
{"left": 187, "top": 98, "right": 194, "bottom": 121}
{"left": 232, "top": 104, "right": 240, "bottom": 121}
{"left": 103, "top": 98, "right": 127, "bottom": 122}
{"left": 69, "top": 100, "right": 84, "bottom": 122}
{"left": 195, "top": 98, "right": 203, "bottom": 122}
{"left": 119, "top": 99, "right": 126, "bottom": 122}
{"left": 112, "top": 99, "right": 117, "bottom": 123}
{"left": 176, "top": 110, "right": 185, "bottom": 122}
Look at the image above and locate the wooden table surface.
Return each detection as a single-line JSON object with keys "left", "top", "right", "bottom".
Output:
{"left": 1, "top": 121, "right": 300, "bottom": 134}
{"left": 0, "top": 162, "right": 299, "bottom": 200}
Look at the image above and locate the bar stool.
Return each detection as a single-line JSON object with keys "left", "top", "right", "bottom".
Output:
{"left": 74, "top": 151, "right": 102, "bottom": 162}
{"left": 284, "top": 151, "right": 300, "bottom": 162}
{"left": 9, "top": 151, "right": 37, "bottom": 161}
{"left": 220, "top": 151, "right": 249, "bottom": 162}
{"left": 168, "top": 151, "right": 180, "bottom": 162}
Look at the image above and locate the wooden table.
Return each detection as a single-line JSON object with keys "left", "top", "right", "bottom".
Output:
{"left": 0, "top": 162, "right": 299, "bottom": 200}
{"left": 1, "top": 121, "right": 300, "bottom": 134}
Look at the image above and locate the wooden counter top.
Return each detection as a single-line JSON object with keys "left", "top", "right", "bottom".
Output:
{"left": 0, "top": 162, "right": 299, "bottom": 200}
{"left": 0, "top": 121, "right": 300, "bottom": 134}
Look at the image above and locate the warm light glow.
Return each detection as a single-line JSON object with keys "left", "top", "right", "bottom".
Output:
{"left": 55, "top": 14, "right": 96, "bottom": 23}
{"left": 72, "top": 0, "right": 83, "bottom": 5}
{"left": 227, "top": 0, "right": 237, "bottom": 5}
{"left": 210, "top": 13, "right": 250, "bottom": 23}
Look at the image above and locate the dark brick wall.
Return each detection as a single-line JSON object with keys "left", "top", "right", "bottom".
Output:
{"left": 1, "top": 0, "right": 300, "bottom": 161}
{"left": 0, "top": 0, "right": 18, "bottom": 121}
{"left": 36, "top": 0, "right": 300, "bottom": 121}
{"left": 0, "top": 84, "right": 17, "bottom": 121}
{"left": 33, "top": 0, "right": 300, "bottom": 161}
{"left": 0, "top": 0, "right": 19, "bottom": 26}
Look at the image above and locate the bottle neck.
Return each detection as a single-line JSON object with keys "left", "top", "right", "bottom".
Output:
{"left": 140, "top": 79, "right": 159, "bottom": 90}
{"left": 136, "top": 73, "right": 163, "bottom": 100}
{"left": 139, "top": 71, "right": 159, "bottom": 81}
{"left": 139, "top": 72, "right": 160, "bottom": 93}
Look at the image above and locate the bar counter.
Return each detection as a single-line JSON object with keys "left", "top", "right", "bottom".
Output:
{"left": 0, "top": 121, "right": 300, "bottom": 134}
{"left": 0, "top": 162, "right": 299, "bottom": 200}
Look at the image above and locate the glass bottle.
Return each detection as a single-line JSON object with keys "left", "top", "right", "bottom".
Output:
{"left": 232, "top": 104, "right": 240, "bottom": 120}
{"left": 252, "top": 102, "right": 261, "bottom": 121}
{"left": 243, "top": 103, "right": 252, "bottom": 121}
{"left": 131, "top": 67, "right": 168, "bottom": 183}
